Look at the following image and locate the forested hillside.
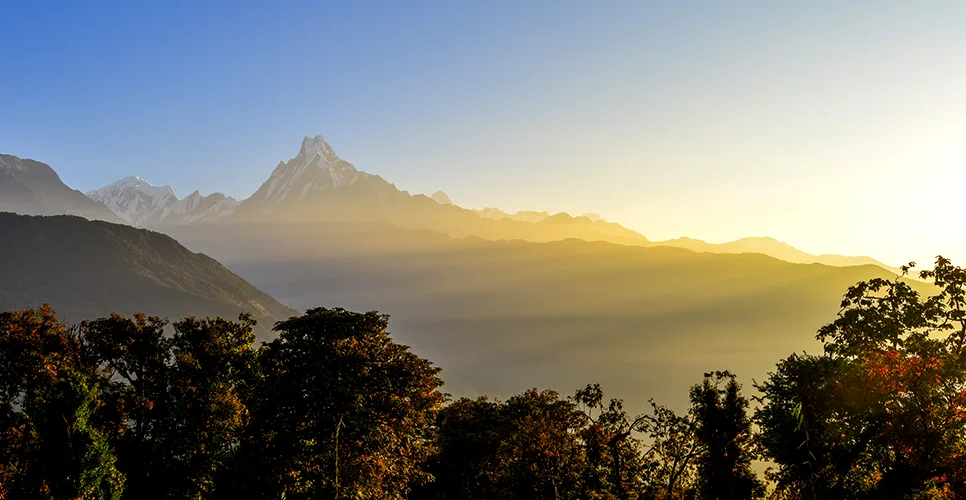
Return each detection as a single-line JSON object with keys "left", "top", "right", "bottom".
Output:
{"left": 0, "top": 213, "right": 296, "bottom": 333}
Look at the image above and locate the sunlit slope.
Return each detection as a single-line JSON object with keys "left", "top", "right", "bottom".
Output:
{"left": 0, "top": 213, "right": 297, "bottom": 334}
{"left": 170, "top": 222, "right": 928, "bottom": 414}
{"left": 232, "top": 181, "right": 651, "bottom": 245}
{"left": 657, "top": 236, "right": 900, "bottom": 274}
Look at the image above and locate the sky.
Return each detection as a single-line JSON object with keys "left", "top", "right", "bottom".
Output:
{"left": 2, "top": 0, "right": 966, "bottom": 267}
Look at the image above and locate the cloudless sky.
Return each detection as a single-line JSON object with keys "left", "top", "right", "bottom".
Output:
{"left": 2, "top": 1, "right": 966, "bottom": 267}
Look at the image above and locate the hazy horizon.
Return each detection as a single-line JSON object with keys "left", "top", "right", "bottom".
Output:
{"left": 4, "top": 1, "right": 966, "bottom": 267}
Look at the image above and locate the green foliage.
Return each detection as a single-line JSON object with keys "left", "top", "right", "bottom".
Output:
{"left": 573, "top": 384, "right": 650, "bottom": 498}
{"left": 418, "top": 396, "right": 506, "bottom": 499}
{"left": 238, "top": 307, "right": 445, "bottom": 500}
{"left": 636, "top": 399, "right": 699, "bottom": 499}
{"left": 689, "top": 371, "right": 764, "bottom": 500}
{"left": 420, "top": 384, "right": 706, "bottom": 500}
{"left": 81, "top": 313, "right": 172, "bottom": 500}
{"left": 34, "top": 373, "right": 126, "bottom": 500}
{"left": 164, "top": 315, "right": 257, "bottom": 498}
{"left": 757, "top": 257, "right": 966, "bottom": 498}
{"left": 420, "top": 389, "right": 589, "bottom": 500}
{"left": 494, "top": 389, "right": 587, "bottom": 498}
{"left": 0, "top": 306, "right": 124, "bottom": 500}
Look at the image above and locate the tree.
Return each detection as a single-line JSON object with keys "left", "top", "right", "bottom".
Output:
{"left": 638, "top": 400, "right": 698, "bottom": 500}
{"left": 494, "top": 389, "right": 588, "bottom": 499}
{"left": 81, "top": 312, "right": 258, "bottom": 500}
{"left": 157, "top": 315, "right": 257, "bottom": 498}
{"left": 80, "top": 313, "right": 171, "bottom": 500}
{"left": 239, "top": 307, "right": 445, "bottom": 499}
{"left": 417, "top": 396, "right": 507, "bottom": 499}
{"left": 0, "top": 306, "right": 124, "bottom": 499}
{"left": 573, "top": 383, "right": 649, "bottom": 499}
{"left": 28, "top": 372, "right": 125, "bottom": 500}
{"left": 421, "top": 388, "right": 592, "bottom": 500}
{"left": 689, "top": 371, "right": 763, "bottom": 500}
{"left": 757, "top": 257, "right": 966, "bottom": 498}
{"left": 755, "top": 353, "right": 881, "bottom": 498}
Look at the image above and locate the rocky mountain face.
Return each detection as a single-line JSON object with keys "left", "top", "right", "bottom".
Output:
{"left": 0, "top": 154, "right": 121, "bottom": 222}
{"left": 215, "top": 136, "right": 651, "bottom": 246}
{"left": 231, "top": 135, "right": 399, "bottom": 220}
{"left": 85, "top": 176, "right": 239, "bottom": 227}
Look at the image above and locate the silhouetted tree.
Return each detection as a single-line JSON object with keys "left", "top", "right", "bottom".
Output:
{"left": 757, "top": 257, "right": 966, "bottom": 498}
{"left": 419, "top": 388, "right": 589, "bottom": 500}
{"left": 689, "top": 371, "right": 763, "bottom": 500}
{"left": 755, "top": 353, "right": 879, "bottom": 498}
{"left": 573, "top": 383, "right": 649, "bottom": 499}
{"left": 417, "top": 396, "right": 507, "bottom": 499}
{"left": 638, "top": 400, "right": 698, "bottom": 500}
{"left": 494, "top": 389, "right": 588, "bottom": 499}
{"left": 238, "top": 307, "right": 445, "bottom": 499}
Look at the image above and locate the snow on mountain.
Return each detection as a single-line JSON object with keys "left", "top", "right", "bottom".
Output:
{"left": 161, "top": 190, "right": 239, "bottom": 224}
{"left": 86, "top": 177, "right": 176, "bottom": 224}
{"left": 239, "top": 135, "right": 394, "bottom": 214}
{"left": 86, "top": 177, "right": 238, "bottom": 226}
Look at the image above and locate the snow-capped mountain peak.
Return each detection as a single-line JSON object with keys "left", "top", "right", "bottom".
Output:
{"left": 96, "top": 176, "right": 177, "bottom": 204}
{"left": 248, "top": 135, "right": 375, "bottom": 212}
{"left": 299, "top": 135, "right": 339, "bottom": 164}
{"left": 90, "top": 134, "right": 401, "bottom": 223}
{"left": 87, "top": 177, "right": 238, "bottom": 226}
{"left": 86, "top": 177, "right": 176, "bottom": 225}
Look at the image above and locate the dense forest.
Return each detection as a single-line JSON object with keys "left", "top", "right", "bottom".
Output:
{"left": 3, "top": 257, "right": 966, "bottom": 499}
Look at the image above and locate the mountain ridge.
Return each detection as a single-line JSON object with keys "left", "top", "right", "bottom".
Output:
{"left": 0, "top": 212, "right": 296, "bottom": 337}
{"left": 86, "top": 176, "right": 239, "bottom": 226}
{"left": 653, "top": 235, "right": 901, "bottom": 274}
{"left": 0, "top": 154, "right": 122, "bottom": 223}
{"left": 12, "top": 136, "right": 897, "bottom": 272}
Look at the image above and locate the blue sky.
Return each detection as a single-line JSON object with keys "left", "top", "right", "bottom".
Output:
{"left": 3, "top": 1, "right": 966, "bottom": 266}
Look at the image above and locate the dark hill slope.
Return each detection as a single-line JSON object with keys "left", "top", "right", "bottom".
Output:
{"left": 0, "top": 154, "right": 121, "bottom": 222}
{"left": 0, "top": 213, "right": 296, "bottom": 336}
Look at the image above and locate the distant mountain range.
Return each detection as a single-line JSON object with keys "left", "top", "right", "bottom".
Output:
{"left": 653, "top": 236, "right": 904, "bottom": 275}
{"left": 1, "top": 139, "right": 898, "bottom": 272}
{"left": 76, "top": 135, "right": 897, "bottom": 272}
{"left": 86, "top": 176, "right": 239, "bottom": 226}
{"left": 0, "top": 212, "right": 295, "bottom": 336}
